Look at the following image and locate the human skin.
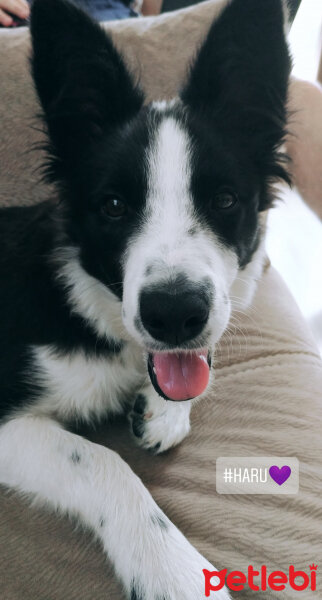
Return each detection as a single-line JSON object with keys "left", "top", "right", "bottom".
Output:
{"left": 142, "top": 0, "right": 163, "bottom": 16}
{"left": 286, "top": 78, "right": 322, "bottom": 220}
{"left": 0, "top": 0, "right": 29, "bottom": 26}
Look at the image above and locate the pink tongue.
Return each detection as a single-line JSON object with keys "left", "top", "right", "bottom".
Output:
{"left": 153, "top": 350, "right": 210, "bottom": 401}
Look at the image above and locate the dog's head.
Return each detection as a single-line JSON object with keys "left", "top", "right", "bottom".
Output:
{"left": 31, "top": 0, "right": 290, "bottom": 401}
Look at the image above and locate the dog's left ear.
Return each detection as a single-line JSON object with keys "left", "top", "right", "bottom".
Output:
{"left": 181, "top": 0, "right": 291, "bottom": 189}
{"left": 31, "top": 0, "right": 143, "bottom": 180}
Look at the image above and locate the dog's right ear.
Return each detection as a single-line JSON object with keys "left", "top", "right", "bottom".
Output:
{"left": 181, "top": 0, "right": 291, "bottom": 193}
{"left": 30, "top": 0, "right": 143, "bottom": 180}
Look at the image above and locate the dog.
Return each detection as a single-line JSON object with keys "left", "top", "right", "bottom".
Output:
{"left": 0, "top": 0, "right": 290, "bottom": 598}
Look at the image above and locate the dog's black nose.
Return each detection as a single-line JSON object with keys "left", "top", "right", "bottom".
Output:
{"left": 139, "top": 281, "right": 210, "bottom": 346}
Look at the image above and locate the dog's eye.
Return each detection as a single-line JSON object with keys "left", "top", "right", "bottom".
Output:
{"left": 101, "top": 197, "right": 127, "bottom": 219}
{"left": 212, "top": 190, "right": 238, "bottom": 211}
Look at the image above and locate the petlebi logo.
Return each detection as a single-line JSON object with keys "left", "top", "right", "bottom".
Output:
{"left": 203, "top": 564, "right": 318, "bottom": 595}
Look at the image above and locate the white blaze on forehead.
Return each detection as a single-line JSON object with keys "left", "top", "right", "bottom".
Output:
{"left": 146, "top": 116, "right": 194, "bottom": 235}
{"left": 121, "top": 108, "right": 239, "bottom": 349}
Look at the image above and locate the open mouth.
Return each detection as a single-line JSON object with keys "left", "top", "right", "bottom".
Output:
{"left": 148, "top": 349, "right": 211, "bottom": 402}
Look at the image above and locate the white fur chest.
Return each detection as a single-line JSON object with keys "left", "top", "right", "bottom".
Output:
{"left": 29, "top": 343, "right": 146, "bottom": 423}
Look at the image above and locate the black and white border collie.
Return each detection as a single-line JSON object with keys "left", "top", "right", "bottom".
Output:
{"left": 0, "top": 0, "right": 290, "bottom": 597}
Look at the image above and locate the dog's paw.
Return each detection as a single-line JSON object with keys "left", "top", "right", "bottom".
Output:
{"left": 129, "top": 393, "right": 191, "bottom": 453}
{"left": 124, "top": 524, "right": 231, "bottom": 600}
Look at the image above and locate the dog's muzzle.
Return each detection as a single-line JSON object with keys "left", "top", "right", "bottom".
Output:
{"left": 139, "top": 276, "right": 212, "bottom": 401}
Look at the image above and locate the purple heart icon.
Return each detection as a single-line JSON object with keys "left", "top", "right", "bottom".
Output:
{"left": 269, "top": 465, "right": 291, "bottom": 486}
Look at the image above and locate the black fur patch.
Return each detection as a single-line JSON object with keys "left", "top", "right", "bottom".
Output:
{"left": 131, "top": 414, "right": 145, "bottom": 439}
{"left": 152, "top": 442, "right": 161, "bottom": 454}
{"left": 130, "top": 583, "right": 144, "bottom": 600}
{"left": 151, "top": 513, "right": 168, "bottom": 530}
{"left": 0, "top": 202, "right": 123, "bottom": 420}
{"left": 133, "top": 394, "right": 147, "bottom": 415}
{"left": 70, "top": 450, "right": 81, "bottom": 464}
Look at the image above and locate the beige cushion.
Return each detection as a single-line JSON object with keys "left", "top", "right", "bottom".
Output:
{"left": 1, "top": 2, "right": 322, "bottom": 599}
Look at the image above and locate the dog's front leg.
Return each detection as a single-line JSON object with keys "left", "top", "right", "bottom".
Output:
{"left": 0, "top": 414, "right": 230, "bottom": 599}
{"left": 130, "top": 384, "right": 192, "bottom": 453}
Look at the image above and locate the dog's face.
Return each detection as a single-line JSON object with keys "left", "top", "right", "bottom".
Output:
{"left": 31, "top": 0, "right": 290, "bottom": 401}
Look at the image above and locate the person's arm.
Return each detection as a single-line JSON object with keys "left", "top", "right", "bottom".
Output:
{"left": 141, "top": 0, "right": 163, "bottom": 16}
{"left": 0, "top": 0, "right": 29, "bottom": 26}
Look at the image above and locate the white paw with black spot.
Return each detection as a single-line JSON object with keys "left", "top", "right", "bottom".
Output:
{"left": 126, "top": 519, "right": 231, "bottom": 600}
{"left": 130, "top": 394, "right": 191, "bottom": 453}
